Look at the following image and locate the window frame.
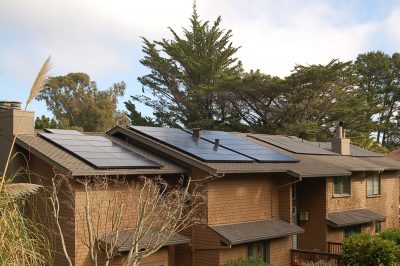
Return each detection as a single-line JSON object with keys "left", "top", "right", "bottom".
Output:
{"left": 247, "top": 240, "right": 270, "bottom": 263}
{"left": 344, "top": 224, "right": 361, "bottom": 238}
{"left": 375, "top": 222, "right": 382, "bottom": 233}
{"left": 366, "top": 172, "right": 380, "bottom": 197}
{"left": 333, "top": 176, "right": 351, "bottom": 197}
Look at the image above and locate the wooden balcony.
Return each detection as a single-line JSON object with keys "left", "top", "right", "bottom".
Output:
{"left": 291, "top": 249, "right": 345, "bottom": 266}
{"left": 327, "top": 242, "right": 343, "bottom": 254}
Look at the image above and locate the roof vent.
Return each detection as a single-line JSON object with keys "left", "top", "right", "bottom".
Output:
{"left": 192, "top": 128, "right": 201, "bottom": 139}
{"left": 213, "top": 138, "right": 220, "bottom": 150}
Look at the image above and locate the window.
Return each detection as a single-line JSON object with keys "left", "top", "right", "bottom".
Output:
{"left": 344, "top": 225, "right": 361, "bottom": 238}
{"left": 375, "top": 222, "right": 382, "bottom": 233}
{"left": 247, "top": 240, "right": 270, "bottom": 263}
{"left": 367, "top": 172, "right": 380, "bottom": 196}
{"left": 333, "top": 176, "right": 351, "bottom": 196}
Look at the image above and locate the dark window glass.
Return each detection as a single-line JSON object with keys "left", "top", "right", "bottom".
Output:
{"left": 375, "top": 222, "right": 382, "bottom": 233}
{"left": 344, "top": 224, "right": 361, "bottom": 238}
{"left": 247, "top": 240, "right": 270, "bottom": 263}
{"left": 333, "top": 176, "right": 351, "bottom": 196}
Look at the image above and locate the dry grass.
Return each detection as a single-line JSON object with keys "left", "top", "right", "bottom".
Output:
{"left": 0, "top": 56, "right": 53, "bottom": 266}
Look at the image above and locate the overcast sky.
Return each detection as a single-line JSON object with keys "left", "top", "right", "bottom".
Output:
{"left": 1, "top": 0, "right": 399, "bottom": 118}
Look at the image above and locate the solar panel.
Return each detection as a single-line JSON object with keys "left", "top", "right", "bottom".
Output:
{"left": 182, "top": 129, "right": 298, "bottom": 162}
{"left": 129, "top": 126, "right": 254, "bottom": 162}
{"left": 40, "top": 130, "right": 162, "bottom": 169}
{"left": 250, "top": 135, "right": 338, "bottom": 155}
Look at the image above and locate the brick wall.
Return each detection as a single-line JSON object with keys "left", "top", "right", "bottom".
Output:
{"left": 207, "top": 174, "right": 281, "bottom": 225}
{"left": 297, "top": 177, "right": 327, "bottom": 252}
{"left": 270, "top": 237, "right": 292, "bottom": 266}
{"left": 28, "top": 154, "right": 76, "bottom": 266}
{"left": 219, "top": 245, "right": 247, "bottom": 265}
{"left": 366, "top": 171, "right": 399, "bottom": 230}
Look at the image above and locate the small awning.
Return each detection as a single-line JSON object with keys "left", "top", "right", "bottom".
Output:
{"left": 209, "top": 219, "right": 304, "bottom": 246}
{"left": 98, "top": 229, "right": 191, "bottom": 252}
{"left": 327, "top": 208, "right": 386, "bottom": 228}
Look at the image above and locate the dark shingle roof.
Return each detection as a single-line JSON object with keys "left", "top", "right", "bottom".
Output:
{"left": 209, "top": 219, "right": 304, "bottom": 245}
{"left": 327, "top": 208, "right": 386, "bottom": 228}
{"left": 314, "top": 142, "right": 382, "bottom": 157}
{"left": 98, "top": 229, "right": 190, "bottom": 252}
{"left": 17, "top": 133, "right": 186, "bottom": 177}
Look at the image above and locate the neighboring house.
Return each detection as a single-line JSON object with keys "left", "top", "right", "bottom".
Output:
{"left": 1, "top": 102, "right": 400, "bottom": 266}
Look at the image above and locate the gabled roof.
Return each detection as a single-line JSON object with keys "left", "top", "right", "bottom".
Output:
{"left": 16, "top": 132, "right": 186, "bottom": 177}
{"left": 107, "top": 126, "right": 400, "bottom": 177}
{"left": 327, "top": 208, "right": 386, "bottom": 228}
{"left": 209, "top": 219, "right": 304, "bottom": 245}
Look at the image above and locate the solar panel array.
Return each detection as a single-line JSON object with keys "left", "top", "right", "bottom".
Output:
{"left": 129, "top": 126, "right": 253, "bottom": 162}
{"left": 40, "top": 130, "right": 162, "bottom": 169}
{"left": 250, "top": 135, "right": 337, "bottom": 155}
{"left": 183, "top": 129, "right": 298, "bottom": 162}
{"left": 130, "top": 126, "right": 298, "bottom": 163}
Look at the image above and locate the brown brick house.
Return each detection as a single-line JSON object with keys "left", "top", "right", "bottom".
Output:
{"left": 0, "top": 106, "right": 190, "bottom": 266}
{"left": 2, "top": 102, "right": 400, "bottom": 266}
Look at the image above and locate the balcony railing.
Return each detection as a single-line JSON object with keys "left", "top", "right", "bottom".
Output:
{"left": 327, "top": 242, "right": 343, "bottom": 254}
{"left": 291, "top": 249, "right": 345, "bottom": 266}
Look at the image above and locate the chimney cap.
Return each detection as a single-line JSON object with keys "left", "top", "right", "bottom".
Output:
{"left": 0, "top": 101, "right": 22, "bottom": 110}
{"left": 192, "top": 128, "right": 201, "bottom": 139}
{"left": 338, "top": 121, "right": 344, "bottom": 127}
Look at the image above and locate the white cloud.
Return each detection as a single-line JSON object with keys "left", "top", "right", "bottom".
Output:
{"left": 0, "top": 0, "right": 397, "bottom": 116}
{"left": 386, "top": 6, "right": 400, "bottom": 48}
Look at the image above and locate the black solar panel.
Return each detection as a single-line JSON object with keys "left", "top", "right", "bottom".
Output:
{"left": 40, "top": 130, "right": 162, "bottom": 169}
{"left": 250, "top": 135, "right": 337, "bottom": 155}
{"left": 183, "top": 129, "right": 298, "bottom": 162}
{"left": 129, "top": 126, "right": 254, "bottom": 162}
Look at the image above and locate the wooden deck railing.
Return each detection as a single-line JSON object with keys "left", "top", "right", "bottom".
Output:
{"left": 291, "top": 249, "right": 345, "bottom": 266}
{"left": 327, "top": 242, "right": 343, "bottom": 254}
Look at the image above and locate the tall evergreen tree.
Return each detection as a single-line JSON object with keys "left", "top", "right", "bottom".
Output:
{"left": 133, "top": 4, "right": 242, "bottom": 129}
{"left": 37, "top": 72, "right": 125, "bottom": 132}
{"left": 355, "top": 51, "right": 400, "bottom": 147}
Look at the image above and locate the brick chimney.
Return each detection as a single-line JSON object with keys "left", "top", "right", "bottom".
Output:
{"left": 0, "top": 101, "right": 34, "bottom": 136}
{"left": 192, "top": 128, "right": 201, "bottom": 139}
{"left": 331, "top": 121, "right": 350, "bottom": 155}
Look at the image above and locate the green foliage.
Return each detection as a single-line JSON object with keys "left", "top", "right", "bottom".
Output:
{"left": 124, "top": 98, "right": 156, "bottom": 126}
{"left": 34, "top": 115, "right": 60, "bottom": 129}
{"left": 224, "top": 256, "right": 269, "bottom": 266}
{"left": 37, "top": 72, "right": 125, "bottom": 132}
{"left": 342, "top": 233, "right": 400, "bottom": 266}
{"left": 355, "top": 51, "right": 400, "bottom": 148}
{"left": 379, "top": 228, "right": 400, "bottom": 245}
{"left": 135, "top": 4, "right": 242, "bottom": 129}
{"left": 350, "top": 133, "right": 389, "bottom": 154}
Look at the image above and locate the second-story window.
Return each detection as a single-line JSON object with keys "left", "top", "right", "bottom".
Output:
{"left": 367, "top": 172, "right": 380, "bottom": 196}
{"left": 333, "top": 176, "right": 351, "bottom": 196}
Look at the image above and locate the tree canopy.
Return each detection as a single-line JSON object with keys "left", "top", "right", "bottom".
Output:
{"left": 37, "top": 72, "right": 125, "bottom": 132}
{"left": 134, "top": 5, "right": 242, "bottom": 130}
{"left": 131, "top": 6, "right": 400, "bottom": 150}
